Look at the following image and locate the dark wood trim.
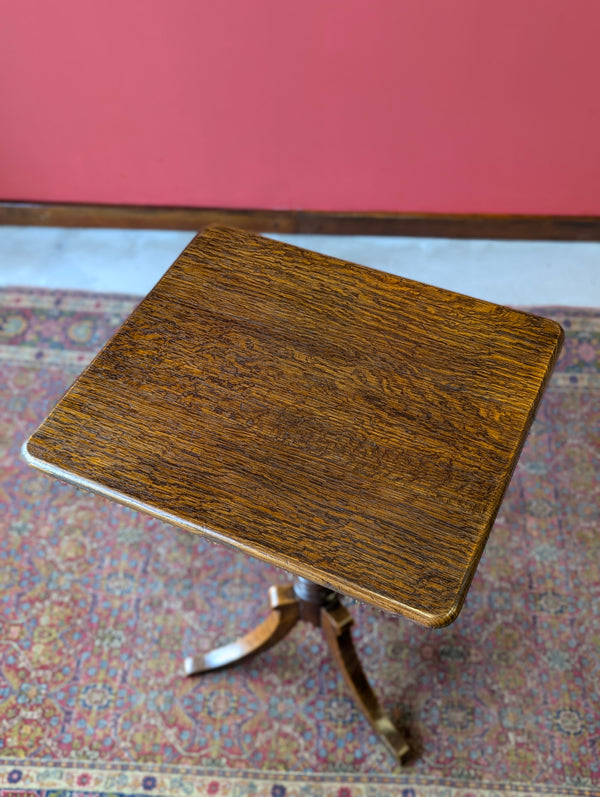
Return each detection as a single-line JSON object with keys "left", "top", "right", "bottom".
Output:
{"left": 2, "top": 201, "right": 600, "bottom": 240}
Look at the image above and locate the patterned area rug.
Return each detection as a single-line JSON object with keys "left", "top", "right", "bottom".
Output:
{"left": 0, "top": 287, "right": 599, "bottom": 797}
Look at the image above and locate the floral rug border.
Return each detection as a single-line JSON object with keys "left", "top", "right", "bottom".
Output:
{"left": 0, "top": 760, "right": 597, "bottom": 797}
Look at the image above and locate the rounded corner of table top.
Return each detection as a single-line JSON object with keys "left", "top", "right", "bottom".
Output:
{"left": 21, "top": 433, "right": 53, "bottom": 477}
{"left": 20, "top": 434, "right": 38, "bottom": 467}
{"left": 532, "top": 312, "right": 565, "bottom": 348}
{"left": 424, "top": 597, "right": 466, "bottom": 629}
{"left": 406, "top": 585, "right": 469, "bottom": 629}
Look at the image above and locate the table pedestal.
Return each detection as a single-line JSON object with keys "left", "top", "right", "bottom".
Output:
{"left": 184, "top": 577, "right": 410, "bottom": 762}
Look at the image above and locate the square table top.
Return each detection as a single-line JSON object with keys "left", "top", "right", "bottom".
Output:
{"left": 24, "top": 226, "right": 563, "bottom": 627}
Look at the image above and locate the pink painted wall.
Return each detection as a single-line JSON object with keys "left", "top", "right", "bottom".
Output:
{"left": 1, "top": 0, "right": 600, "bottom": 214}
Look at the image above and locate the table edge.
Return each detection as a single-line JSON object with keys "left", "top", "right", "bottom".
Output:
{"left": 21, "top": 437, "right": 461, "bottom": 628}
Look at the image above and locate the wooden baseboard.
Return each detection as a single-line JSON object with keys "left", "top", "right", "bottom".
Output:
{"left": 2, "top": 201, "right": 600, "bottom": 240}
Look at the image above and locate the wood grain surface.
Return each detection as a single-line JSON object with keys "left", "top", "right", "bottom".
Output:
{"left": 25, "top": 226, "right": 563, "bottom": 626}
{"left": 4, "top": 201, "right": 600, "bottom": 240}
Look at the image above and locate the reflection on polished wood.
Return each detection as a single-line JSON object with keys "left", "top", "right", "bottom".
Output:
{"left": 185, "top": 576, "right": 410, "bottom": 763}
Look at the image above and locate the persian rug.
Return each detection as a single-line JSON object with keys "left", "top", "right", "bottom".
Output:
{"left": 0, "top": 287, "right": 598, "bottom": 797}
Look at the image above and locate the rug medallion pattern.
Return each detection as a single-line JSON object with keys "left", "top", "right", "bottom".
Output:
{"left": 0, "top": 288, "right": 598, "bottom": 796}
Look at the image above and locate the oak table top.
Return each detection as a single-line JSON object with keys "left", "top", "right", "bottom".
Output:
{"left": 25, "top": 226, "right": 563, "bottom": 628}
